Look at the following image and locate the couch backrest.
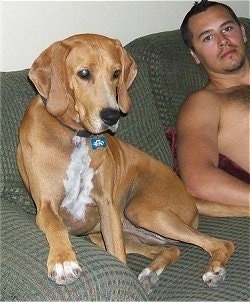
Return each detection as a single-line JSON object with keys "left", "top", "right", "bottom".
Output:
{"left": 125, "top": 17, "right": 250, "bottom": 129}
{"left": 1, "top": 70, "right": 37, "bottom": 214}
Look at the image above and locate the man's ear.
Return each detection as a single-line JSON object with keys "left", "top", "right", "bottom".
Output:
{"left": 190, "top": 50, "right": 201, "bottom": 64}
{"left": 240, "top": 24, "right": 247, "bottom": 43}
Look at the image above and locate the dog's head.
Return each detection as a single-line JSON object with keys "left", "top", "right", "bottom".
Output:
{"left": 29, "top": 34, "right": 137, "bottom": 134}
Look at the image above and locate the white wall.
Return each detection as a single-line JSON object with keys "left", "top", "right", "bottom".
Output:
{"left": 1, "top": 1, "right": 249, "bottom": 71}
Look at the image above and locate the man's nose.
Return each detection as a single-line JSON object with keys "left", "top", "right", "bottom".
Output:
{"left": 218, "top": 33, "right": 230, "bottom": 47}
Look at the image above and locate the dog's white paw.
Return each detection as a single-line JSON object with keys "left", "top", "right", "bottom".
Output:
{"left": 138, "top": 268, "right": 159, "bottom": 294}
{"left": 202, "top": 267, "right": 226, "bottom": 287}
{"left": 48, "top": 261, "right": 82, "bottom": 285}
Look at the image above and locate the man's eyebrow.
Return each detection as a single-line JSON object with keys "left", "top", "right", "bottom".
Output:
{"left": 220, "top": 20, "right": 235, "bottom": 28}
{"left": 198, "top": 20, "right": 235, "bottom": 40}
{"left": 198, "top": 29, "right": 212, "bottom": 40}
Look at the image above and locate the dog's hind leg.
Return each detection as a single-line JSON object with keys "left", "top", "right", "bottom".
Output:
{"left": 126, "top": 205, "right": 234, "bottom": 288}
{"left": 125, "top": 235, "right": 180, "bottom": 294}
{"left": 89, "top": 232, "right": 180, "bottom": 294}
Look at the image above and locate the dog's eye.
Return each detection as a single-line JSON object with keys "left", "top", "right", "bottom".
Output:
{"left": 113, "top": 70, "right": 121, "bottom": 80}
{"left": 77, "top": 69, "right": 90, "bottom": 80}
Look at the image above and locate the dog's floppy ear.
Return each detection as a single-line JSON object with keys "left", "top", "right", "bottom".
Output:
{"left": 29, "top": 41, "right": 71, "bottom": 116}
{"left": 115, "top": 41, "right": 137, "bottom": 114}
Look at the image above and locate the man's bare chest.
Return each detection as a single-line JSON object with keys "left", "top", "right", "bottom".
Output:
{"left": 219, "top": 85, "right": 249, "bottom": 125}
{"left": 218, "top": 85, "right": 249, "bottom": 172}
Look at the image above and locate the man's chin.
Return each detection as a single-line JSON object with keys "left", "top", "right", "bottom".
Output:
{"left": 222, "top": 56, "right": 245, "bottom": 73}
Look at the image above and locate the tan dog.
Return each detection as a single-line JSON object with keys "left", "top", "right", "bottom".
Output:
{"left": 17, "top": 34, "right": 249, "bottom": 293}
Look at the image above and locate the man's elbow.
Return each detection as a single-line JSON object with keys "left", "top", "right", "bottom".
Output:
{"left": 182, "top": 174, "right": 210, "bottom": 200}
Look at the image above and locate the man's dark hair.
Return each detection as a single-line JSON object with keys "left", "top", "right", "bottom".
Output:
{"left": 180, "top": 0, "right": 240, "bottom": 50}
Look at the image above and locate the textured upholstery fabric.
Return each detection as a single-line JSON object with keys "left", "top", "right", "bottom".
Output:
{"left": 117, "top": 61, "right": 173, "bottom": 166}
{"left": 1, "top": 17, "right": 249, "bottom": 301}
{"left": 1, "top": 69, "right": 37, "bottom": 215}
{"left": 1, "top": 200, "right": 148, "bottom": 301}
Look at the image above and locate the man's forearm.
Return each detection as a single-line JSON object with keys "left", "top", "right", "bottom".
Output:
{"left": 181, "top": 166, "right": 250, "bottom": 207}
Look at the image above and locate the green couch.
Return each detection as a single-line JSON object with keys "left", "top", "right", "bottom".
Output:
{"left": 1, "top": 18, "right": 249, "bottom": 301}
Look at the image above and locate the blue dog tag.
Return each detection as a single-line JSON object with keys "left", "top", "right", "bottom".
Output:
{"left": 90, "top": 136, "right": 107, "bottom": 150}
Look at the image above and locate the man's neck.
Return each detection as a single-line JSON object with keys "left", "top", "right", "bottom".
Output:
{"left": 206, "top": 61, "right": 250, "bottom": 90}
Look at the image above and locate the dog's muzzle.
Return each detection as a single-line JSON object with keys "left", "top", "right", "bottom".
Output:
{"left": 100, "top": 108, "right": 120, "bottom": 126}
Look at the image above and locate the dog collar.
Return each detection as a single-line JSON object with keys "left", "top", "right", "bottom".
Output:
{"left": 57, "top": 120, "right": 93, "bottom": 138}
{"left": 57, "top": 118, "right": 107, "bottom": 150}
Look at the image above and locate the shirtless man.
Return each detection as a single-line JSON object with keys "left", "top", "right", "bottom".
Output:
{"left": 177, "top": 0, "right": 249, "bottom": 207}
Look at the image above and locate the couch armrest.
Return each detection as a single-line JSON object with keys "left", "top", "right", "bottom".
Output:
{"left": 1, "top": 199, "right": 148, "bottom": 301}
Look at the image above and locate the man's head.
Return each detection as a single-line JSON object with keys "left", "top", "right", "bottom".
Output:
{"left": 180, "top": 0, "right": 241, "bottom": 50}
{"left": 180, "top": 0, "right": 248, "bottom": 74}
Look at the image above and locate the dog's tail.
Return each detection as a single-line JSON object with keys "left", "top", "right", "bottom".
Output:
{"left": 196, "top": 199, "right": 250, "bottom": 217}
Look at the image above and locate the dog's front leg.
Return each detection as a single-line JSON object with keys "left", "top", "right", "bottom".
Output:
{"left": 94, "top": 194, "right": 126, "bottom": 264}
{"left": 101, "top": 198, "right": 127, "bottom": 264}
{"left": 36, "top": 202, "right": 82, "bottom": 285}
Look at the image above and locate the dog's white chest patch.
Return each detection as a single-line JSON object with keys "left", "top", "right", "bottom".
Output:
{"left": 61, "top": 136, "right": 94, "bottom": 220}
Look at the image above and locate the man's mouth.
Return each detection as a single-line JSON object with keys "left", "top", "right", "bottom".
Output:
{"left": 219, "top": 48, "right": 236, "bottom": 59}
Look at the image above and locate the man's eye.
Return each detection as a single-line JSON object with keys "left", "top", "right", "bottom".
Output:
{"left": 203, "top": 35, "right": 212, "bottom": 42}
{"left": 77, "top": 69, "right": 90, "bottom": 79}
{"left": 223, "top": 26, "right": 233, "bottom": 33}
{"left": 113, "top": 70, "right": 121, "bottom": 80}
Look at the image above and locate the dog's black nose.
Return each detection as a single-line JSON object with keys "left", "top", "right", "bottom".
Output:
{"left": 100, "top": 108, "right": 120, "bottom": 126}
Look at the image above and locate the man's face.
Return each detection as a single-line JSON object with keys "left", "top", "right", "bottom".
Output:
{"left": 188, "top": 6, "right": 247, "bottom": 74}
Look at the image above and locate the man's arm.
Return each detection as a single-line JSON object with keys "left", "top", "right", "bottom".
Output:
{"left": 176, "top": 91, "right": 249, "bottom": 207}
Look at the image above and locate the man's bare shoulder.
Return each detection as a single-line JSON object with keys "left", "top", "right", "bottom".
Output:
{"left": 185, "top": 86, "right": 220, "bottom": 105}
{"left": 178, "top": 88, "right": 220, "bottom": 120}
{"left": 181, "top": 85, "right": 249, "bottom": 112}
